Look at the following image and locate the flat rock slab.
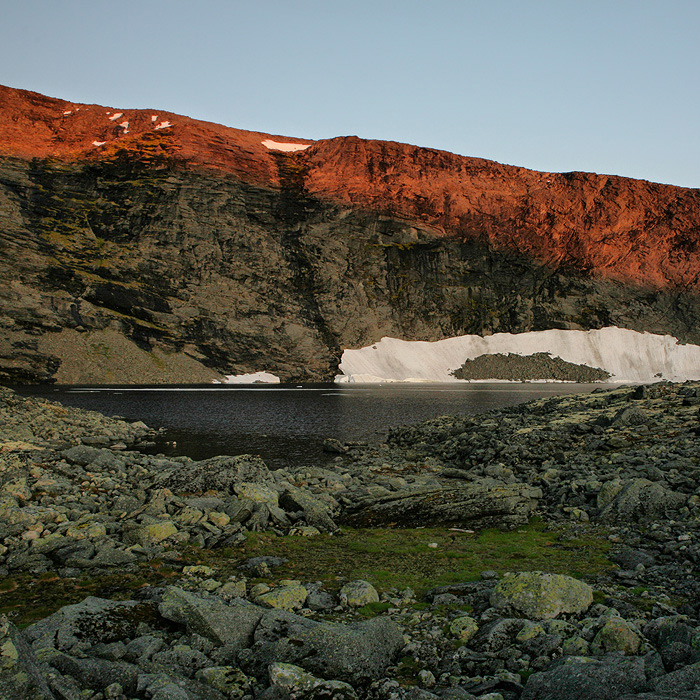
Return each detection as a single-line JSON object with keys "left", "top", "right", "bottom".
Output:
{"left": 341, "top": 479, "right": 541, "bottom": 529}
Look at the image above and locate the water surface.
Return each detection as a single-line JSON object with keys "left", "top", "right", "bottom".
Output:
{"left": 16, "top": 383, "right": 606, "bottom": 469}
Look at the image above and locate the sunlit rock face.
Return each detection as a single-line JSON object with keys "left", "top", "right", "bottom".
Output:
{"left": 1, "top": 84, "right": 699, "bottom": 384}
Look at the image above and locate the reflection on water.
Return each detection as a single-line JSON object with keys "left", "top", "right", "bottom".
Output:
{"left": 16, "top": 383, "right": 607, "bottom": 469}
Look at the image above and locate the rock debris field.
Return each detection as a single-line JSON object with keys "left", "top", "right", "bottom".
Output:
{"left": 3, "top": 382, "right": 700, "bottom": 699}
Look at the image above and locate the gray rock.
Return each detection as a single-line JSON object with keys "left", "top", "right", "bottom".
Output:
{"left": 490, "top": 571, "right": 593, "bottom": 620}
{"left": 157, "top": 455, "right": 272, "bottom": 495}
{"left": 653, "top": 661, "right": 700, "bottom": 696}
{"left": 341, "top": 479, "right": 540, "bottom": 529}
{"left": 38, "top": 649, "right": 139, "bottom": 693}
{"left": 158, "top": 587, "right": 264, "bottom": 648}
{"left": 599, "top": 479, "right": 687, "bottom": 523}
{"left": 279, "top": 485, "right": 338, "bottom": 533}
{"left": 521, "top": 655, "right": 651, "bottom": 700}
{"left": 243, "top": 607, "right": 405, "bottom": 684}
{"left": 0, "top": 615, "right": 57, "bottom": 700}
{"left": 24, "top": 597, "right": 154, "bottom": 653}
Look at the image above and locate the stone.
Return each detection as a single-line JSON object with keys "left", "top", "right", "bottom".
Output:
{"left": 244, "top": 609, "right": 405, "bottom": 684}
{"left": 195, "top": 666, "right": 252, "bottom": 699}
{"left": 256, "top": 584, "right": 309, "bottom": 611}
{"left": 449, "top": 616, "right": 479, "bottom": 641}
{"left": 279, "top": 486, "right": 338, "bottom": 533}
{"left": 490, "top": 571, "right": 593, "bottom": 620}
{"left": 592, "top": 616, "right": 643, "bottom": 655}
{"left": 158, "top": 587, "right": 264, "bottom": 648}
{"left": 339, "top": 580, "right": 379, "bottom": 607}
{"left": 599, "top": 479, "right": 687, "bottom": 523}
{"left": 134, "top": 520, "right": 178, "bottom": 546}
{"left": 234, "top": 483, "right": 279, "bottom": 506}
{"left": 269, "top": 662, "right": 358, "bottom": 699}
{"left": 0, "top": 615, "right": 57, "bottom": 700}
{"left": 158, "top": 455, "right": 272, "bottom": 494}
{"left": 521, "top": 655, "right": 650, "bottom": 700}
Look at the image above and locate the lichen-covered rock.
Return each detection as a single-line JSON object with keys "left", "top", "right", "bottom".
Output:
{"left": 195, "top": 666, "right": 253, "bottom": 699}
{"left": 158, "top": 587, "right": 264, "bottom": 648}
{"left": 490, "top": 572, "right": 593, "bottom": 620}
{"left": 133, "top": 520, "right": 178, "bottom": 546}
{"left": 0, "top": 615, "right": 56, "bottom": 700}
{"left": 449, "top": 616, "right": 479, "bottom": 641}
{"left": 599, "top": 479, "right": 687, "bottom": 523}
{"left": 256, "top": 583, "right": 309, "bottom": 611}
{"left": 592, "top": 617, "right": 643, "bottom": 655}
{"left": 339, "top": 580, "right": 379, "bottom": 608}
{"left": 521, "top": 655, "right": 650, "bottom": 700}
{"left": 269, "top": 662, "right": 357, "bottom": 699}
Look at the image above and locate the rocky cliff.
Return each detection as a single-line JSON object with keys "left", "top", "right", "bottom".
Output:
{"left": 1, "top": 84, "right": 699, "bottom": 383}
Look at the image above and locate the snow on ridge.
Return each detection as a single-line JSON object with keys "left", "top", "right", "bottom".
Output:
{"left": 108, "top": 112, "right": 124, "bottom": 122}
{"left": 151, "top": 115, "right": 158, "bottom": 122}
{"left": 335, "top": 328, "right": 700, "bottom": 384}
{"left": 119, "top": 121, "right": 129, "bottom": 134}
{"left": 261, "top": 139, "right": 311, "bottom": 152}
{"left": 91, "top": 141, "right": 106, "bottom": 147}
{"left": 154, "top": 120, "right": 173, "bottom": 130}
{"left": 214, "top": 371, "right": 281, "bottom": 384}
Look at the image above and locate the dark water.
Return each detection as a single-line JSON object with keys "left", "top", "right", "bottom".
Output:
{"left": 16, "top": 383, "right": 606, "bottom": 469}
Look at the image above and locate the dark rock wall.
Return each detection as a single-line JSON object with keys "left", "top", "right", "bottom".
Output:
{"left": 1, "top": 153, "right": 699, "bottom": 383}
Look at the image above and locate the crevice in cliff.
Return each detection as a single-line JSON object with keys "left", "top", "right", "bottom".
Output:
{"left": 272, "top": 152, "right": 342, "bottom": 377}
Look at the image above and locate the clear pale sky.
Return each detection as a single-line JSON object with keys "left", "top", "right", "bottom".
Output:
{"left": 2, "top": 0, "right": 699, "bottom": 188}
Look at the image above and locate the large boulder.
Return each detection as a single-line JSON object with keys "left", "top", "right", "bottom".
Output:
{"left": 243, "top": 608, "right": 405, "bottom": 685}
{"left": 159, "top": 587, "right": 264, "bottom": 648}
{"left": 340, "top": 479, "right": 541, "bottom": 529}
{"left": 490, "top": 572, "right": 593, "bottom": 620}
{"left": 157, "top": 455, "right": 272, "bottom": 495}
{"left": 599, "top": 479, "right": 687, "bottom": 523}
{"left": 521, "top": 655, "right": 650, "bottom": 700}
{"left": 0, "top": 615, "right": 57, "bottom": 700}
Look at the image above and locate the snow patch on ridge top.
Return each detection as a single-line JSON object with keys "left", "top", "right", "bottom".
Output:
{"left": 336, "top": 328, "right": 700, "bottom": 384}
{"left": 214, "top": 371, "right": 281, "bottom": 384}
{"left": 261, "top": 139, "right": 311, "bottom": 152}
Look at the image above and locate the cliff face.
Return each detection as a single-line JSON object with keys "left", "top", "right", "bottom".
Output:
{"left": 0, "top": 85, "right": 699, "bottom": 383}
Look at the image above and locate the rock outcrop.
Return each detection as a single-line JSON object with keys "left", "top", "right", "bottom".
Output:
{"left": 1, "top": 84, "right": 700, "bottom": 383}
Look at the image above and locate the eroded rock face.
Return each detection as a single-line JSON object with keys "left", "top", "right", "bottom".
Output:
{"left": 1, "top": 84, "right": 700, "bottom": 383}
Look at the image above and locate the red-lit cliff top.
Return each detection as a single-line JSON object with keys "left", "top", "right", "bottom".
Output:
{"left": 2, "top": 84, "right": 700, "bottom": 290}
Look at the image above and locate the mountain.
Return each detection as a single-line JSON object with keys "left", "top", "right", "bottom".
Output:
{"left": 0, "top": 84, "right": 699, "bottom": 383}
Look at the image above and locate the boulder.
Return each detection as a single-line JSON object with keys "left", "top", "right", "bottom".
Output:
{"left": 256, "top": 583, "right": 309, "bottom": 611}
{"left": 0, "top": 615, "right": 57, "bottom": 700}
{"left": 490, "top": 572, "right": 593, "bottom": 620}
{"left": 340, "top": 479, "right": 541, "bottom": 529}
{"left": 243, "top": 608, "right": 404, "bottom": 684}
{"left": 592, "top": 616, "right": 643, "bottom": 655}
{"left": 279, "top": 485, "right": 338, "bottom": 533}
{"left": 339, "top": 580, "right": 379, "bottom": 608}
{"left": 158, "top": 587, "right": 264, "bottom": 648}
{"left": 599, "top": 479, "right": 687, "bottom": 523}
{"left": 269, "top": 662, "right": 357, "bottom": 699}
{"left": 521, "top": 655, "right": 650, "bottom": 700}
{"left": 157, "top": 455, "right": 272, "bottom": 495}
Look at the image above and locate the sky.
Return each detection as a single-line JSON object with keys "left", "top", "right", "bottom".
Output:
{"left": 1, "top": 0, "right": 699, "bottom": 188}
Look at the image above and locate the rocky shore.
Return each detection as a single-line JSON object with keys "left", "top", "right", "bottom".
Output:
{"left": 3, "top": 383, "right": 700, "bottom": 699}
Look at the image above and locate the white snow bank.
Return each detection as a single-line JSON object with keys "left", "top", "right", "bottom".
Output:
{"left": 151, "top": 115, "right": 158, "bottom": 122}
{"left": 261, "top": 139, "right": 311, "bottom": 152}
{"left": 214, "top": 372, "right": 281, "bottom": 384}
{"left": 108, "top": 112, "right": 124, "bottom": 121}
{"left": 91, "top": 141, "right": 106, "bottom": 147}
{"left": 335, "top": 327, "right": 700, "bottom": 384}
{"left": 119, "top": 121, "right": 129, "bottom": 133}
{"left": 63, "top": 110, "right": 72, "bottom": 116}
{"left": 154, "top": 121, "right": 173, "bottom": 130}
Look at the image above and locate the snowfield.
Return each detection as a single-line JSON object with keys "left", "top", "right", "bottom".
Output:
{"left": 335, "top": 327, "right": 700, "bottom": 384}
{"left": 216, "top": 372, "right": 281, "bottom": 384}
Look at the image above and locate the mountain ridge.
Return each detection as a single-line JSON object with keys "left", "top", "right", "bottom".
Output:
{"left": 0, "top": 84, "right": 699, "bottom": 383}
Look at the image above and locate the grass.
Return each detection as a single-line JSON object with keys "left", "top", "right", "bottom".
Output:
{"left": 191, "top": 518, "right": 614, "bottom": 595}
{"left": 0, "top": 519, "right": 614, "bottom": 628}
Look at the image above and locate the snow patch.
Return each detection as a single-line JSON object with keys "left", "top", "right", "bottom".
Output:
{"left": 108, "top": 112, "right": 124, "bottom": 122}
{"left": 62, "top": 110, "right": 72, "bottom": 116}
{"left": 91, "top": 141, "right": 106, "bottom": 147}
{"left": 214, "top": 372, "right": 281, "bottom": 384}
{"left": 261, "top": 139, "right": 311, "bottom": 152}
{"left": 151, "top": 115, "right": 158, "bottom": 122}
{"left": 119, "top": 121, "right": 129, "bottom": 134}
{"left": 335, "top": 328, "right": 700, "bottom": 384}
{"left": 154, "top": 121, "right": 173, "bottom": 130}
